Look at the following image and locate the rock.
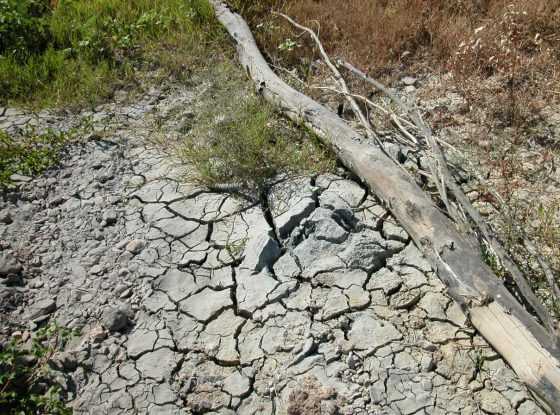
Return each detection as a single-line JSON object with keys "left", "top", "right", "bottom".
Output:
{"left": 28, "top": 297, "right": 57, "bottom": 319}
{"left": 477, "top": 389, "right": 513, "bottom": 414}
{"left": 420, "top": 354, "right": 436, "bottom": 372}
{"left": 275, "top": 197, "right": 316, "bottom": 239}
{"left": 401, "top": 76, "right": 417, "bottom": 86}
{"left": 54, "top": 351, "right": 79, "bottom": 371}
{"left": 223, "top": 371, "right": 251, "bottom": 397}
{"left": 0, "top": 285, "right": 23, "bottom": 312}
{"left": 89, "top": 264, "right": 104, "bottom": 275}
{"left": 320, "top": 179, "right": 366, "bottom": 208}
{"left": 126, "top": 239, "right": 145, "bottom": 254}
{"left": 0, "top": 252, "right": 22, "bottom": 276}
{"left": 102, "top": 209, "right": 118, "bottom": 226}
{"left": 0, "top": 209, "right": 13, "bottom": 224}
{"left": 241, "top": 233, "right": 281, "bottom": 272}
{"left": 382, "top": 220, "right": 408, "bottom": 242}
{"left": 101, "top": 306, "right": 130, "bottom": 332}
{"left": 391, "top": 289, "right": 422, "bottom": 310}
{"left": 88, "top": 326, "right": 107, "bottom": 343}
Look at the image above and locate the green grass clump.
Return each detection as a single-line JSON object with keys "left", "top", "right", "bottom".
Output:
{"left": 0, "top": 324, "right": 76, "bottom": 415}
{"left": 0, "top": 0, "right": 220, "bottom": 108}
{"left": 179, "top": 88, "right": 334, "bottom": 193}
{"left": 0, "top": 128, "right": 68, "bottom": 186}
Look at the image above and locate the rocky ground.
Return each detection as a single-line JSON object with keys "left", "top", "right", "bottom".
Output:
{"left": 0, "top": 76, "right": 548, "bottom": 414}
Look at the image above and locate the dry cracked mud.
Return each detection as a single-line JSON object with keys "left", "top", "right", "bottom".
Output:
{"left": 0, "top": 81, "right": 547, "bottom": 414}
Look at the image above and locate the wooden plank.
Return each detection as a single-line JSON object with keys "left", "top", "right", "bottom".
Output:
{"left": 209, "top": 1, "right": 560, "bottom": 412}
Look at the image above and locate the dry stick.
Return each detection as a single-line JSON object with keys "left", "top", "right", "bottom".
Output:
{"left": 524, "top": 240, "right": 560, "bottom": 304}
{"left": 211, "top": 3, "right": 560, "bottom": 409}
{"left": 473, "top": 177, "right": 560, "bottom": 310}
{"left": 274, "top": 13, "right": 382, "bottom": 146}
{"left": 311, "top": 85, "right": 418, "bottom": 147}
{"left": 341, "top": 60, "right": 556, "bottom": 334}
{"left": 340, "top": 61, "right": 461, "bottom": 225}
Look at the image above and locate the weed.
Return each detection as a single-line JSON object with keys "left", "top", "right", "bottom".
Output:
{"left": 178, "top": 64, "right": 334, "bottom": 194}
{"left": 0, "top": 323, "right": 77, "bottom": 415}
{"left": 180, "top": 96, "right": 333, "bottom": 193}
{"left": 0, "top": 0, "right": 222, "bottom": 108}
{"left": 0, "top": 128, "right": 68, "bottom": 186}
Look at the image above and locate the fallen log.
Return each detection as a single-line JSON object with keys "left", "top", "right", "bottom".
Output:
{"left": 209, "top": 1, "right": 560, "bottom": 411}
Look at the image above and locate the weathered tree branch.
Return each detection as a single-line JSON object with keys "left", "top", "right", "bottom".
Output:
{"left": 340, "top": 59, "right": 556, "bottom": 334}
{"left": 209, "top": 2, "right": 560, "bottom": 412}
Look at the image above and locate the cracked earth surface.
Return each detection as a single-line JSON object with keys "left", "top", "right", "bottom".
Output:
{"left": 0, "top": 82, "right": 547, "bottom": 414}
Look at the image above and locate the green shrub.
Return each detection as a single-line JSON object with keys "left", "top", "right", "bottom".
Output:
{"left": 0, "top": 128, "right": 68, "bottom": 186}
{"left": 0, "top": 324, "right": 75, "bottom": 415}
{"left": 0, "top": 0, "right": 220, "bottom": 107}
{"left": 0, "top": 0, "right": 52, "bottom": 61}
{"left": 180, "top": 92, "right": 334, "bottom": 193}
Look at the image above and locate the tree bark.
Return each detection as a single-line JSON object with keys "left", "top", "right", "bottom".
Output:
{"left": 209, "top": 1, "right": 560, "bottom": 412}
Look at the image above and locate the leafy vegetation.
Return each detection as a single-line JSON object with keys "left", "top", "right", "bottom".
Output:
{"left": 0, "top": 128, "right": 70, "bottom": 187}
{"left": 180, "top": 96, "right": 334, "bottom": 194}
{"left": 178, "top": 63, "right": 334, "bottom": 194}
{"left": 0, "top": 324, "right": 76, "bottom": 415}
{"left": 0, "top": 0, "right": 221, "bottom": 108}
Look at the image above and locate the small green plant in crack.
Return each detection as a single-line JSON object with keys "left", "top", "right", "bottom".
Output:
{"left": 179, "top": 95, "right": 334, "bottom": 196}
{"left": 0, "top": 128, "right": 71, "bottom": 187}
{"left": 224, "top": 237, "right": 248, "bottom": 259}
{"left": 479, "top": 240, "right": 506, "bottom": 279}
{"left": 0, "top": 323, "right": 77, "bottom": 415}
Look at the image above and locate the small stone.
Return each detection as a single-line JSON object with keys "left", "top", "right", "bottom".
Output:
{"left": 241, "top": 233, "right": 280, "bottom": 272}
{"left": 346, "top": 352, "right": 361, "bottom": 369}
{"left": 10, "top": 174, "right": 32, "bottom": 182}
{"left": 0, "top": 209, "right": 13, "bottom": 224}
{"left": 89, "top": 326, "right": 107, "bottom": 343}
{"left": 48, "top": 195, "right": 68, "bottom": 208}
{"left": 421, "top": 354, "right": 436, "bottom": 372}
{"left": 402, "top": 76, "right": 417, "bottom": 86}
{"left": 28, "top": 297, "right": 57, "bottom": 319}
{"left": 101, "top": 306, "right": 130, "bottom": 332}
{"left": 0, "top": 252, "right": 22, "bottom": 276}
{"left": 391, "top": 289, "right": 422, "bottom": 310}
{"left": 54, "top": 351, "right": 78, "bottom": 371}
{"left": 119, "top": 288, "right": 132, "bottom": 299}
{"left": 102, "top": 209, "right": 118, "bottom": 226}
{"left": 29, "top": 279, "right": 44, "bottom": 289}
{"left": 126, "top": 239, "right": 145, "bottom": 254}
{"left": 89, "top": 265, "right": 104, "bottom": 275}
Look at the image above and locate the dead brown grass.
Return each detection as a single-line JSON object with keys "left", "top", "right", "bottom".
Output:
{"left": 232, "top": 0, "right": 559, "bottom": 117}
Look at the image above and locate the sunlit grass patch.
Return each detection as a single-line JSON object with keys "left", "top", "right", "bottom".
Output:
{"left": 0, "top": 0, "right": 222, "bottom": 108}
{"left": 0, "top": 128, "right": 69, "bottom": 186}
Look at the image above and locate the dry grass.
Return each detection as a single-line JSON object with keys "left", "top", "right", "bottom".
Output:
{"left": 239, "top": 1, "right": 559, "bottom": 79}
{"left": 235, "top": 0, "right": 559, "bottom": 123}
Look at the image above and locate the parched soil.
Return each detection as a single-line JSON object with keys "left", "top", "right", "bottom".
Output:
{"left": 0, "top": 62, "right": 548, "bottom": 414}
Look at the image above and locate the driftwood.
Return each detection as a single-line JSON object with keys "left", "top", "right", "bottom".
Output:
{"left": 340, "top": 60, "right": 557, "bottom": 334}
{"left": 209, "top": 1, "right": 560, "bottom": 412}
